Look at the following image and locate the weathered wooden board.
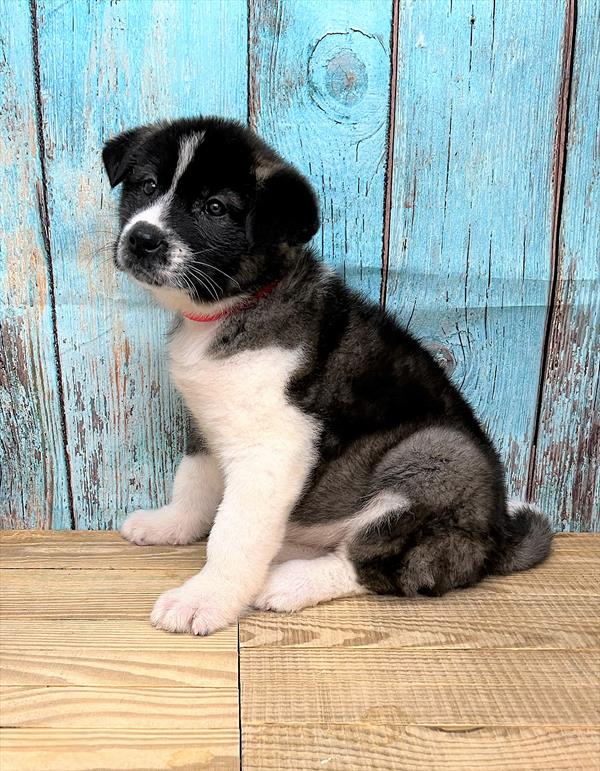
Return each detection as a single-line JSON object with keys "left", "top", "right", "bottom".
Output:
{"left": 1, "top": 0, "right": 598, "bottom": 533}
{"left": 2, "top": 531, "right": 599, "bottom": 770}
{"left": 242, "top": 593, "right": 600, "bottom": 651}
{"left": 0, "top": 0, "right": 70, "bottom": 528}
{"left": 0, "top": 528, "right": 207, "bottom": 568}
{"left": 0, "top": 620, "right": 237, "bottom": 687}
{"left": 529, "top": 0, "right": 600, "bottom": 531}
{"left": 2, "top": 685, "right": 238, "bottom": 728}
{"left": 240, "top": 533, "right": 599, "bottom": 649}
{"left": 241, "top": 647, "right": 599, "bottom": 726}
{"left": 249, "top": 0, "right": 392, "bottom": 300}
{"left": 0, "top": 530, "right": 241, "bottom": 769}
{"left": 385, "top": 0, "right": 566, "bottom": 498}
{"left": 34, "top": 0, "right": 248, "bottom": 528}
{"left": 0, "top": 567, "right": 204, "bottom": 618}
{"left": 241, "top": 725, "right": 600, "bottom": 771}
{"left": 0, "top": 729, "right": 239, "bottom": 771}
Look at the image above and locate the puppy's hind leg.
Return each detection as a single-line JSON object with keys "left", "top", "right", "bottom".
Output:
{"left": 348, "top": 427, "right": 501, "bottom": 597}
{"left": 121, "top": 453, "right": 223, "bottom": 545}
{"left": 254, "top": 552, "right": 368, "bottom": 612}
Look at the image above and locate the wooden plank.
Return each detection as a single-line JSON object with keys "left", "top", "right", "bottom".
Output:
{"left": 0, "top": 620, "right": 236, "bottom": 687}
{"left": 241, "top": 593, "right": 599, "bottom": 651}
{"left": 1, "top": 531, "right": 596, "bottom": 569}
{"left": 241, "top": 648, "right": 599, "bottom": 727}
{"left": 1, "top": 530, "right": 596, "bottom": 567}
{"left": 0, "top": 0, "right": 70, "bottom": 528}
{"left": 1, "top": 551, "right": 597, "bottom": 624}
{"left": 242, "top": 724, "right": 600, "bottom": 771}
{"left": 249, "top": 0, "right": 392, "bottom": 300}
{"left": 529, "top": 0, "right": 600, "bottom": 531}
{"left": 34, "top": 0, "right": 248, "bottom": 528}
{"left": 1, "top": 685, "right": 238, "bottom": 729}
{"left": 0, "top": 529, "right": 207, "bottom": 569}
{"left": 0, "top": 729, "right": 238, "bottom": 771}
{"left": 384, "top": 0, "right": 565, "bottom": 499}
{"left": 0, "top": 568, "right": 206, "bottom": 618}
{"left": 240, "top": 535, "right": 600, "bottom": 648}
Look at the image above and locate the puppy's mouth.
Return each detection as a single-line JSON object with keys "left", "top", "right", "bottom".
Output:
{"left": 125, "top": 263, "right": 168, "bottom": 287}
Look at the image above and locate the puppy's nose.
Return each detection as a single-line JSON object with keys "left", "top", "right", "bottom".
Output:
{"left": 127, "top": 223, "right": 166, "bottom": 257}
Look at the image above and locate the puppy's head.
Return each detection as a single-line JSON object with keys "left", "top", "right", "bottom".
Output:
{"left": 102, "top": 118, "right": 319, "bottom": 311}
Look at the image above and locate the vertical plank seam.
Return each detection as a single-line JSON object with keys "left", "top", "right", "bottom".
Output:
{"left": 237, "top": 621, "right": 243, "bottom": 770}
{"left": 29, "top": 0, "right": 75, "bottom": 529}
{"left": 379, "top": 0, "right": 400, "bottom": 310}
{"left": 246, "top": 0, "right": 252, "bottom": 129}
{"left": 526, "top": 0, "right": 577, "bottom": 503}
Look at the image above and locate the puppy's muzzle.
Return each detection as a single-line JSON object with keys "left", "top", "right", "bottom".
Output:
{"left": 127, "top": 223, "right": 167, "bottom": 260}
{"left": 120, "top": 222, "right": 170, "bottom": 282}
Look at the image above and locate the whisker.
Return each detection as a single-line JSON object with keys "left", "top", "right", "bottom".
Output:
{"left": 175, "top": 268, "right": 219, "bottom": 302}
{"left": 188, "top": 259, "right": 241, "bottom": 289}
{"left": 184, "top": 266, "right": 223, "bottom": 299}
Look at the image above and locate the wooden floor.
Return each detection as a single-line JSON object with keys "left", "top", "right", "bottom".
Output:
{"left": 0, "top": 531, "right": 598, "bottom": 770}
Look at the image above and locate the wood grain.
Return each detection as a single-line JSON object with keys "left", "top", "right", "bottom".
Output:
{"left": 249, "top": 0, "right": 392, "bottom": 300}
{"left": 1, "top": 549, "right": 596, "bottom": 625}
{"left": 0, "top": 0, "right": 70, "bottom": 528}
{"left": 0, "top": 568, "right": 206, "bottom": 618}
{"left": 0, "top": 620, "right": 236, "bottom": 687}
{"left": 241, "top": 724, "right": 600, "bottom": 771}
{"left": 529, "top": 0, "right": 600, "bottom": 531}
{"left": 240, "top": 534, "right": 600, "bottom": 649}
{"left": 0, "top": 729, "right": 239, "bottom": 771}
{"left": 0, "top": 531, "right": 240, "bottom": 768}
{"left": 34, "top": 0, "right": 248, "bottom": 528}
{"left": 240, "top": 532, "right": 600, "bottom": 766}
{"left": 2, "top": 531, "right": 599, "bottom": 769}
{"left": 241, "top": 648, "right": 599, "bottom": 726}
{"left": 384, "top": 0, "right": 565, "bottom": 499}
{"left": 241, "top": 593, "right": 600, "bottom": 651}
{"left": 0, "top": 529, "right": 207, "bottom": 568}
{"left": 1, "top": 685, "right": 238, "bottom": 729}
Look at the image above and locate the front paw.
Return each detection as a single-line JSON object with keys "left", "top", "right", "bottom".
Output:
{"left": 121, "top": 507, "right": 197, "bottom": 546}
{"left": 150, "top": 583, "right": 238, "bottom": 635}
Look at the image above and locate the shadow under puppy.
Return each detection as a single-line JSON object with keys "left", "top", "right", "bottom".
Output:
{"left": 102, "top": 117, "right": 552, "bottom": 635}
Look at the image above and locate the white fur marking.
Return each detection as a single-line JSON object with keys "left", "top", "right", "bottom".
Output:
{"left": 149, "top": 323, "right": 319, "bottom": 634}
{"left": 284, "top": 491, "right": 410, "bottom": 550}
{"left": 259, "top": 492, "right": 409, "bottom": 612}
{"left": 507, "top": 499, "right": 544, "bottom": 516}
{"left": 117, "top": 132, "right": 204, "bottom": 267}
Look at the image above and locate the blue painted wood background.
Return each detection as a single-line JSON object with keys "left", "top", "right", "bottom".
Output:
{"left": 1, "top": 0, "right": 598, "bottom": 531}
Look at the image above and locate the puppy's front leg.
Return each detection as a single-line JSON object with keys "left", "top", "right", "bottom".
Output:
{"left": 150, "top": 445, "right": 313, "bottom": 635}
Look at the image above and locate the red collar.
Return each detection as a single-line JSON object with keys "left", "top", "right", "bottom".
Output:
{"left": 182, "top": 281, "right": 279, "bottom": 323}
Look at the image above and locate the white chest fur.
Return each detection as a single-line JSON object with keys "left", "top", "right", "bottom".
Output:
{"left": 168, "top": 319, "right": 316, "bottom": 462}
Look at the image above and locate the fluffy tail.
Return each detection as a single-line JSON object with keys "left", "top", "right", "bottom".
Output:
{"left": 494, "top": 501, "right": 553, "bottom": 574}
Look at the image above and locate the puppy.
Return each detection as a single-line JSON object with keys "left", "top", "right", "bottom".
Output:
{"left": 102, "top": 117, "right": 552, "bottom": 635}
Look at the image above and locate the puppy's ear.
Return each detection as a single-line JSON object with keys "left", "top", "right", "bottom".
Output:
{"left": 102, "top": 127, "right": 148, "bottom": 188}
{"left": 248, "top": 165, "right": 319, "bottom": 248}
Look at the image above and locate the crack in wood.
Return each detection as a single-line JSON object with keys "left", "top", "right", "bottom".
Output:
{"left": 526, "top": 0, "right": 578, "bottom": 504}
{"left": 29, "top": 0, "right": 75, "bottom": 529}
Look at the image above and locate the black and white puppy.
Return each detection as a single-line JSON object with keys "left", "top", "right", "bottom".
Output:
{"left": 103, "top": 117, "right": 552, "bottom": 635}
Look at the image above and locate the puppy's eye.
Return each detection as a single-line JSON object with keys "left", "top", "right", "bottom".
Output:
{"left": 205, "top": 198, "right": 226, "bottom": 217}
{"left": 142, "top": 178, "right": 157, "bottom": 196}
